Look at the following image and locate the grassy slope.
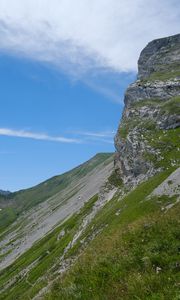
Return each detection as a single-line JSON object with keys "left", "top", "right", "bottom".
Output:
{"left": 45, "top": 168, "right": 180, "bottom": 300}
{"left": 0, "top": 166, "right": 179, "bottom": 299}
{"left": 0, "top": 149, "right": 179, "bottom": 298}
{"left": 0, "top": 153, "right": 113, "bottom": 235}
{"left": 0, "top": 195, "right": 98, "bottom": 300}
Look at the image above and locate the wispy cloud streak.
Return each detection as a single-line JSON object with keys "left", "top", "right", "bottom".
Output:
{"left": 0, "top": 128, "right": 115, "bottom": 145}
{"left": 72, "top": 130, "right": 115, "bottom": 138}
{"left": 70, "top": 129, "right": 115, "bottom": 145}
{"left": 0, "top": 128, "right": 80, "bottom": 143}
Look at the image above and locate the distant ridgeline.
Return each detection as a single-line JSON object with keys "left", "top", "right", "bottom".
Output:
{"left": 0, "top": 190, "right": 11, "bottom": 196}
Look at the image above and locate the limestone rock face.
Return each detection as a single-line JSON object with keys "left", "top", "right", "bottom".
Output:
{"left": 138, "top": 34, "right": 180, "bottom": 80}
{"left": 114, "top": 34, "right": 180, "bottom": 186}
{"left": 125, "top": 79, "right": 180, "bottom": 105}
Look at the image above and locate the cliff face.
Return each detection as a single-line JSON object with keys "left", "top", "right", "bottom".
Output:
{"left": 115, "top": 34, "right": 180, "bottom": 185}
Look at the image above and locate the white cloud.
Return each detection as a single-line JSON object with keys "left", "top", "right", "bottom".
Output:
{"left": 70, "top": 129, "right": 115, "bottom": 145}
{"left": 0, "top": 128, "right": 115, "bottom": 144}
{"left": 0, "top": 128, "right": 80, "bottom": 143}
{"left": 72, "top": 130, "right": 115, "bottom": 138}
{"left": 0, "top": 0, "right": 179, "bottom": 76}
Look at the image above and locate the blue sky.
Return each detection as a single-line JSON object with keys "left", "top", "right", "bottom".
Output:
{"left": 0, "top": 0, "right": 179, "bottom": 191}
{"left": 0, "top": 54, "right": 135, "bottom": 191}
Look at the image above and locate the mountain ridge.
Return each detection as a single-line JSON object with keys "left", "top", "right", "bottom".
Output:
{"left": 0, "top": 190, "right": 11, "bottom": 196}
{"left": 0, "top": 153, "right": 113, "bottom": 232}
{"left": 0, "top": 152, "right": 114, "bottom": 270}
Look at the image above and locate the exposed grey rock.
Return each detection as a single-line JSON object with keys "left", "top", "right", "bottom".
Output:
{"left": 125, "top": 79, "right": 180, "bottom": 105}
{"left": 138, "top": 34, "right": 180, "bottom": 80}
{"left": 114, "top": 34, "right": 180, "bottom": 185}
{"left": 114, "top": 130, "right": 156, "bottom": 186}
{"left": 148, "top": 167, "right": 180, "bottom": 199}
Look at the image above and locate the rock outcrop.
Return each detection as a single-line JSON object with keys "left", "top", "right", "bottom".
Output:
{"left": 138, "top": 34, "right": 180, "bottom": 80}
{"left": 115, "top": 34, "right": 180, "bottom": 185}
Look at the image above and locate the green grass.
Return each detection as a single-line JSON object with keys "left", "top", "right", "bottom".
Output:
{"left": 143, "top": 120, "right": 156, "bottom": 131}
{"left": 142, "top": 62, "right": 180, "bottom": 81}
{"left": 160, "top": 96, "right": 180, "bottom": 115}
{"left": 118, "top": 119, "right": 139, "bottom": 139}
{"left": 131, "top": 99, "right": 164, "bottom": 108}
{"left": 131, "top": 96, "right": 180, "bottom": 115}
{"left": 118, "top": 125, "right": 129, "bottom": 139}
{"left": 0, "top": 195, "right": 98, "bottom": 300}
{"left": 148, "top": 68, "right": 180, "bottom": 81}
{"left": 44, "top": 168, "right": 180, "bottom": 300}
{"left": 107, "top": 171, "right": 123, "bottom": 188}
{"left": 144, "top": 127, "right": 180, "bottom": 169}
{"left": 0, "top": 207, "right": 17, "bottom": 234}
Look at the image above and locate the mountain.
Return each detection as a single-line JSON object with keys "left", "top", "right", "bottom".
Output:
{"left": 0, "top": 153, "right": 113, "bottom": 234}
{"left": 0, "top": 190, "right": 11, "bottom": 196}
{"left": 0, "top": 153, "right": 114, "bottom": 268}
{"left": 0, "top": 34, "right": 179, "bottom": 300}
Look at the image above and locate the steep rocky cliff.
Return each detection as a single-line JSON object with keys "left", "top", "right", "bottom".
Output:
{"left": 115, "top": 34, "right": 180, "bottom": 185}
